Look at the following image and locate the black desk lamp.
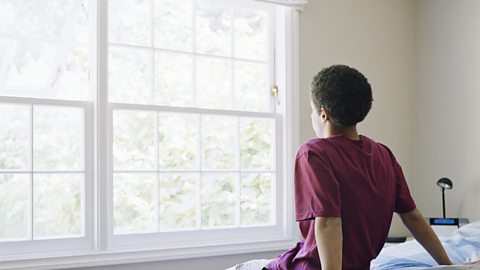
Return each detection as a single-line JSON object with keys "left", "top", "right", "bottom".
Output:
{"left": 429, "top": 178, "right": 468, "bottom": 233}
{"left": 436, "top": 177, "right": 453, "bottom": 218}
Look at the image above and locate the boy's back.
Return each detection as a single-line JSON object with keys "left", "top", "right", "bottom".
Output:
{"left": 269, "top": 134, "right": 416, "bottom": 270}
{"left": 268, "top": 64, "right": 451, "bottom": 269}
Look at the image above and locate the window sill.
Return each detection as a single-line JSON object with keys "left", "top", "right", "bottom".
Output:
{"left": 0, "top": 238, "right": 295, "bottom": 270}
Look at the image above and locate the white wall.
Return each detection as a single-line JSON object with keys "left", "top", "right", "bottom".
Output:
{"left": 299, "top": 0, "right": 416, "bottom": 235}
{"left": 414, "top": 0, "right": 480, "bottom": 222}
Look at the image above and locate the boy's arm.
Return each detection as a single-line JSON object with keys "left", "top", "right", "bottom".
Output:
{"left": 315, "top": 217, "right": 343, "bottom": 270}
{"left": 398, "top": 208, "right": 453, "bottom": 265}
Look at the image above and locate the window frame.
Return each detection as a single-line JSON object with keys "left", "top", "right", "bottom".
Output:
{"left": 107, "top": 103, "right": 284, "bottom": 249}
{"left": 104, "top": 0, "right": 287, "bottom": 250}
{"left": 0, "top": 0, "right": 300, "bottom": 268}
{"left": 0, "top": 95, "right": 95, "bottom": 258}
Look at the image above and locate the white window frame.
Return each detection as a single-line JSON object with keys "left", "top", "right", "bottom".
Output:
{"left": 0, "top": 0, "right": 300, "bottom": 268}
{"left": 107, "top": 104, "right": 283, "bottom": 249}
{"left": 0, "top": 96, "right": 95, "bottom": 258}
{"left": 106, "top": 0, "right": 284, "bottom": 249}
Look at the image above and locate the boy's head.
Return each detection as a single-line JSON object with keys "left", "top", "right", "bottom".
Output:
{"left": 311, "top": 65, "right": 373, "bottom": 127}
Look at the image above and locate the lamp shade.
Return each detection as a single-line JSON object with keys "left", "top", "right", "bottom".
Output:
{"left": 437, "top": 177, "right": 453, "bottom": 189}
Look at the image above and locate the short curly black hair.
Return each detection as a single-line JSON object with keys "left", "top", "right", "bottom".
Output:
{"left": 311, "top": 65, "right": 373, "bottom": 127}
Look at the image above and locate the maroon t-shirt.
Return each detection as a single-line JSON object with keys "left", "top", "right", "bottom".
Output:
{"left": 268, "top": 135, "right": 416, "bottom": 270}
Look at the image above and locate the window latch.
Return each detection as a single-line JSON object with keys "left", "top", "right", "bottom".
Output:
{"left": 271, "top": 85, "right": 280, "bottom": 105}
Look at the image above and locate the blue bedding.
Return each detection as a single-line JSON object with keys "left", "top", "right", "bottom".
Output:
{"left": 371, "top": 220, "right": 480, "bottom": 270}
{"left": 228, "top": 220, "right": 480, "bottom": 270}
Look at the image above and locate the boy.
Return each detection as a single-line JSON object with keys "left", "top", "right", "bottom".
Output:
{"left": 267, "top": 65, "right": 452, "bottom": 269}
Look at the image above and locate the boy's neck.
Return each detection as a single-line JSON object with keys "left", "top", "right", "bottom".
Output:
{"left": 327, "top": 123, "right": 360, "bottom": 141}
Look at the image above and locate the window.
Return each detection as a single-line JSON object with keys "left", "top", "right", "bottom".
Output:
{"left": 0, "top": 0, "right": 94, "bottom": 256}
{"left": 0, "top": 0, "right": 300, "bottom": 267}
{"left": 107, "top": 0, "right": 281, "bottom": 248}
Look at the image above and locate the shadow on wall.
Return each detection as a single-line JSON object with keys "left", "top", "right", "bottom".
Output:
{"left": 458, "top": 176, "right": 480, "bottom": 221}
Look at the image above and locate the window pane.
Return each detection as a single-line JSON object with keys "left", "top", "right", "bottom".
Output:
{"left": 201, "top": 115, "right": 237, "bottom": 170}
{"left": 159, "top": 173, "right": 197, "bottom": 230}
{"left": 154, "top": 0, "right": 193, "bottom": 52}
{"left": 0, "top": 174, "right": 29, "bottom": 241}
{"left": 18, "top": 0, "right": 76, "bottom": 39}
{"left": 159, "top": 113, "right": 199, "bottom": 170}
{"left": 3, "top": 40, "right": 60, "bottom": 87}
{"left": 33, "top": 106, "right": 84, "bottom": 171}
{"left": 154, "top": 51, "right": 194, "bottom": 107}
{"left": 202, "top": 173, "right": 236, "bottom": 227}
{"left": 196, "top": 0, "right": 232, "bottom": 56}
{"left": 241, "top": 173, "right": 272, "bottom": 226}
{"left": 240, "top": 118, "right": 274, "bottom": 170}
{"left": 0, "top": 1, "right": 90, "bottom": 101}
{"left": 0, "top": 0, "right": 17, "bottom": 35}
{"left": 54, "top": 4, "right": 90, "bottom": 101}
{"left": 33, "top": 173, "right": 82, "bottom": 238}
{"left": 108, "top": 0, "right": 152, "bottom": 46}
{"left": 54, "top": 43, "right": 89, "bottom": 101}
{"left": 0, "top": 38, "right": 10, "bottom": 65}
{"left": 196, "top": 56, "right": 232, "bottom": 109}
{"left": 0, "top": 104, "right": 30, "bottom": 170}
{"left": 114, "top": 173, "right": 156, "bottom": 234}
{"left": 113, "top": 110, "right": 156, "bottom": 170}
{"left": 235, "top": 61, "right": 269, "bottom": 112}
{"left": 234, "top": 9, "right": 268, "bottom": 61}
{"left": 109, "top": 46, "right": 153, "bottom": 104}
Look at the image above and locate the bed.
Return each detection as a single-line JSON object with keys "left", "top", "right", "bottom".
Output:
{"left": 227, "top": 219, "right": 480, "bottom": 270}
{"left": 371, "top": 219, "right": 480, "bottom": 269}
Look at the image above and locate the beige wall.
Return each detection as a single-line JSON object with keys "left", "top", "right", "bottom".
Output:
{"left": 299, "top": 0, "right": 416, "bottom": 235}
{"left": 415, "top": 0, "right": 480, "bottom": 222}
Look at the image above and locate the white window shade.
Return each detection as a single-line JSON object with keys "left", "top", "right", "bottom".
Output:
{"left": 254, "top": 0, "right": 308, "bottom": 10}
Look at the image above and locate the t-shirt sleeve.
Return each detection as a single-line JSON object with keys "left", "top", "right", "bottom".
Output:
{"left": 294, "top": 149, "right": 341, "bottom": 221}
{"left": 394, "top": 162, "right": 416, "bottom": 213}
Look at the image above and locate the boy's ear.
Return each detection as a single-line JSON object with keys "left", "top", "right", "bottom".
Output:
{"left": 320, "top": 107, "right": 329, "bottom": 123}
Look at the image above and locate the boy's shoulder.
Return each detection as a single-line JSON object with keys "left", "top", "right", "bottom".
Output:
{"left": 361, "top": 136, "right": 400, "bottom": 165}
{"left": 295, "top": 137, "right": 331, "bottom": 159}
{"left": 296, "top": 135, "right": 397, "bottom": 160}
{"left": 367, "top": 137, "right": 397, "bottom": 158}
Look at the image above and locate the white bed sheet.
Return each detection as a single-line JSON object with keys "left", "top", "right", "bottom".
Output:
{"left": 225, "top": 259, "right": 270, "bottom": 270}
{"left": 371, "top": 219, "right": 480, "bottom": 269}
{"left": 227, "top": 219, "right": 480, "bottom": 270}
